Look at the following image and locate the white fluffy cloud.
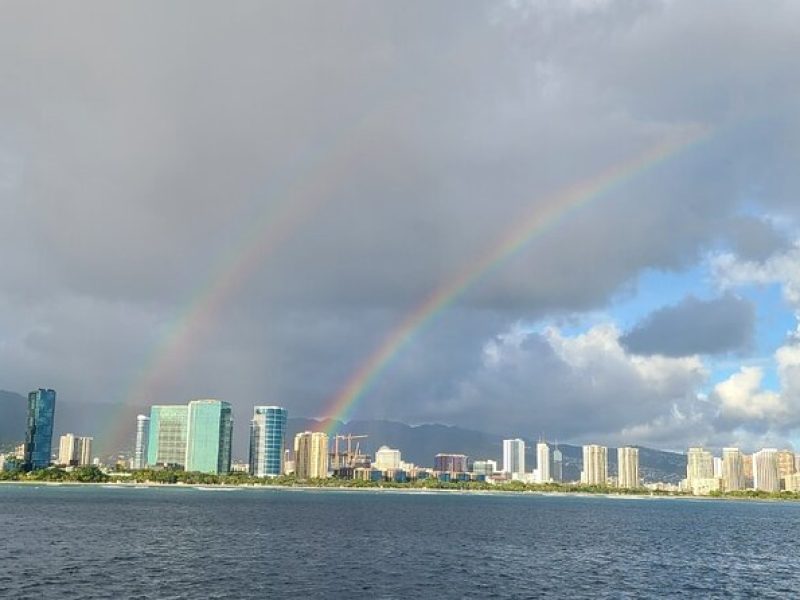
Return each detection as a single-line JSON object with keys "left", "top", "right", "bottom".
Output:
{"left": 714, "top": 367, "right": 785, "bottom": 421}
{"left": 438, "top": 322, "right": 707, "bottom": 447}
{"left": 710, "top": 244, "right": 800, "bottom": 432}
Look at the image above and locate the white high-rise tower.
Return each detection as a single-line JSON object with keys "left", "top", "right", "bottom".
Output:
{"left": 133, "top": 415, "right": 150, "bottom": 470}
{"left": 503, "top": 439, "right": 526, "bottom": 480}
{"left": 536, "top": 441, "right": 550, "bottom": 483}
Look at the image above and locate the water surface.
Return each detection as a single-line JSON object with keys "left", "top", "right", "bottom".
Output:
{"left": 1, "top": 485, "right": 798, "bottom": 599}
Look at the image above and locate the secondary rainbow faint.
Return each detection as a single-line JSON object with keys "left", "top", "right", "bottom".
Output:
{"left": 322, "top": 125, "right": 713, "bottom": 434}
{"left": 106, "top": 115, "right": 379, "bottom": 445}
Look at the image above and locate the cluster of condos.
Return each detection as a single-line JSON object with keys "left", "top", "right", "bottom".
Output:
{"left": 11, "top": 388, "right": 796, "bottom": 495}
{"left": 681, "top": 447, "right": 800, "bottom": 495}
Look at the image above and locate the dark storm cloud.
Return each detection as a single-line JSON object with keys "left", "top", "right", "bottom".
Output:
{"left": 1, "top": 1, "right": 800, "bottom": 450}
{"left": 725, "top": 216, "right": 790, "bottom": 262}
{"left": 621, "top": 295, "right": 755, "bottom": 358}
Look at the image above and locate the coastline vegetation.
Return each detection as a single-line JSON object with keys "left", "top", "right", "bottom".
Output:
{"left": 3, "top": 467, "right": 800, "bottom": 501}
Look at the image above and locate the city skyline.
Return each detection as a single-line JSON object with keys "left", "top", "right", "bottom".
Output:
{"left": 12, "top": 386, "right": 800, "bottom": 497}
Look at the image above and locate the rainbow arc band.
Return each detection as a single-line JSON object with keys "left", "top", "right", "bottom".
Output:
{"left": 322, "top": 126, "right": 713, "bottom": 434}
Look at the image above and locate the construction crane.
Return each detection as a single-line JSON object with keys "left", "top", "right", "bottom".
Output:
{"left": 331, "top": 433, "right": 368, "bottom": 470}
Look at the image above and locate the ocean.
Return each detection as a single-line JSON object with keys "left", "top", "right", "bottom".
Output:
{"left": 1, "top": 485, "right": 798, "bottom": 599}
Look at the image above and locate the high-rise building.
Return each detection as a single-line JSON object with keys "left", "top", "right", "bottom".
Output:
{"left": 776, "top": 449, "right": 796, "bottom": 485}
{"left": 713, "top": 457, "right": 723, "bottom": 479}
{"left": 147, "top": 405, "right": 188, "bottom": 467}
{"left": 434, "top": 453, "right": 468, "bottom": 473}
{"left": 185, "top": 399, "right": 233, "bottom": 474}
{"left": 581, "top": 445, "right": 607, "bottom": 486}
{"left": 552, "top": 446, "right": 563, "bottom": 483}
{"left": 685, "top": 447, "right": 717, "bottom": 494}
{"left": 536, "top": 442, "right": 551, "bottom": 483}
{"left": 472, "top": 460, "right": 498, "bottom": 476}
{"left": 249, "top": 406, "right": 288, "bottom": 477}
{"left": 753, "top": 448, "right": 780, "bottom": 493}
{"left": 502, "top": 439, "right": 525, "bottom": 479}
{"left": 373, "top": 446, "right": 402, "bottom": 472}
{"left": 742, "top": 453, "right": 754, "bottom": 487}
{"left": 57, "top": 434, "right": 92, "bottom": 467}
{"left": 24, "top": 389, "right": 57, "bottom": 471}
{"left": 617, "top": 447, "right": 639, "bottom": 489}
{"left": 294, "top": 432, "right": 329, "bottom": 479}
{"left": 132, "top": 415, "right": 150, "bottom": 470}
{"left": 686, "top": 447, "right": 714, "bottom": 481}
{"left": 722, "top": 448, "right": 745, "bottom": 491}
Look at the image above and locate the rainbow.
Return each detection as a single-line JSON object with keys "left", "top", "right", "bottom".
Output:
{"left": 105, "top": 109, "right": 385, "bottom": 446}
{"left": 322, "top": 126, "right": 712, "bottom": 433}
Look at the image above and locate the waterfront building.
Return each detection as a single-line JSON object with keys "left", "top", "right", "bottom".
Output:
{"left": 373, "top": 446, "right": 402, "bottom": 472}
{"left": 147, "top": 405, "right": 188, "bottom": 467}
{"left": 722, "top": 448, "right": 745, "bottom": 492}
{"left": 132, "top": 415, "right": 150, "bottom": 470}
{"left": 434, "top": 453, "right": 468, "bottom": 473}
{"left": 283, "top": 449, "right": 295, "bottom": 475}
{"left": 294, "top": 432, "right": 329, "bottom": 479}
{"left": 57, "top": 434, "right": 92, "bottom": 467}
{"left": 502, "top": 439, "right": 525, "bottom": 480}
{"left": 23, "top": 388, "right": 57, "bottom": 471}
{"left": 552, "top": 445, "right": 563, "bottom": 483}
{"left": 713, "top": 457, "right": 723, "bottom": 478}
{"left": 617, "top": 447, "right": 639, "bottom": 489}
{"left": 742, "top": 453, "right": 754, "bottom": 487}
{"left": 472, "top": 459, "right": 498, "bottom": 477}
{"left": 753, "top": 448, "right": 780, "bottom": 493}
{"left": 776, "top": 449, "right": 796, "bottom": 486}
{"left": 686, "top": 446, "right": 713, "bottom": 480}
{"left": 536, "top": 442, "right": 551, "bottom": 483}
{"left": 581, "top": 445, "right": 608, "bottom": 486}
{"left": 784, "top": 473, "right": 800, "bottom": 492}
{"left": 185, "top": 399, "right": 233, "bottom": 474}
{"left": 686, "top": 447, "right": 717, "bottom": 495}
{"left": 248, "top": 406, "right": 288, "bottom": 477}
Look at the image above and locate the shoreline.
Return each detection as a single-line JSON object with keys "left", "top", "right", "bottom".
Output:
{"left": 1, "top": 480, "right": 796, "bottom": 504}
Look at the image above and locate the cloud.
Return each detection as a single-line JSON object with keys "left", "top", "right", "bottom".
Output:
{"left": 422, "top": 323, "right": 707, "bottom": 447}
{"left": 2, "top": 2, "right": 800, "bottom": 453}
{"left": 714, "top": 244, "right": 800, "bottom": 309}
{"left": 713, "top": 367, "right": 785, "bottom": 421}
{"left": 620, "top": 294, "right": 755, "bottom": 357}
{"left": 725, "top": 215, "right": 790, "bottom": 262}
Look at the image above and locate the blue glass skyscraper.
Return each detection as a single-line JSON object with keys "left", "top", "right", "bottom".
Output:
{"left": 249, "top": 406, "right": 288, "bottom": 477}
{"left": 24, "top": 388, "right": 56, "bottom": 471}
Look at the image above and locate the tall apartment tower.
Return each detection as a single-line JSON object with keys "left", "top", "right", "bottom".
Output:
{"left": 776, "top": 449, "right": 796, "bottom": 485}
{"left": 722, "top": 448, "right": 745, "bottom": 491}
{"left": 57, "top": 434, "right": 92, "bottom": 467}
{"left": 503, "top": 439, "right": 526, "bottom": 479}
{"left": 147, "top": 405, "right": 189, "bottom": 467}
{"left": 581, "top": 445, "right": 608, "bottom": 486}
{"left": 185, "top": 399, "right": 233, "bottom": 474}
{"left": 434, "top": 454, "right": 468, "bottom": 473}
{"left": 24, "top": 388, "right": 57, "bottom": 471}
{"left": 753, "top": 448, "right": 780, "bottom": 492}
{"left": 249, "top": 406, "right": 288, "bottom": 477}
{"left": 132, "top": 415, "right": 150, "bottom": 470}
{"left": 552, "top": 445, "right": 563, "bottom": 483}
{"left": 686, "top": 447, "right": 714, "bottom": 481}
{"left": 294, "top": 432, "right": 329, "bottom": 480}
{"left": 617, "top": 446, "right": 640, "bottom": 489}
{"left": 536, "top": 442, "right": 551, "bottom": 483}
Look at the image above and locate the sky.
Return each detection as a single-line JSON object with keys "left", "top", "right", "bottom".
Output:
{"left": 3, "top": 0, "right": 800, "bottom": 453}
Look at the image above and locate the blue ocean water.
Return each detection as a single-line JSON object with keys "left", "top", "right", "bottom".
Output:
{"left": 1, "top": 485, "right": 799, "bottom": 599}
